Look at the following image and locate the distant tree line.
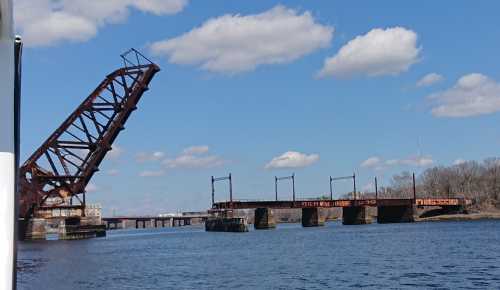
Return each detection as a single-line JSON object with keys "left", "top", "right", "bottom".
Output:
{"left": 376, "top": 157, "right": 500, "bottom": 208}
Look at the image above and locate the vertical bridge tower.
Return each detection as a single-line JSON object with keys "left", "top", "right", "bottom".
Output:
{"left": 19, "top": 49, "right": 160, "bottom": 224}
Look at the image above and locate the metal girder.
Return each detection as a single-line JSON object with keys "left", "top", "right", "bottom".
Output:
{"left": 212, "top": 198, "right": 471, "bottom": 210}
{"left": 19, "top": 49, "right": 160, "bottom": 218}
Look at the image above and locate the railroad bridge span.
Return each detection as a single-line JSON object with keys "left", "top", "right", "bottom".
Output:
{"left": 102, "top": 215, "right": 209, "bottom": 230}
{"left": 213, "top": 197, "right": 470, "bottom": 227}
{"left": 209, "top": 173, "right": 472, "bottom": 229}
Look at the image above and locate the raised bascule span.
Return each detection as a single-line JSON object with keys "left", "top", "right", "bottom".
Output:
{"left": 19, "top": 49, "right": 160, "bottom": 239}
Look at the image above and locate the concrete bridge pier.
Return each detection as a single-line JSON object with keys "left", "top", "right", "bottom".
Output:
{"left": 106, "top": 220, "right": 121, "bottom": 230}
{"left": 302, "top": 208, "right": 325, "bottom": 227}
{"left": 377, "top": 205, "right": 416, "bottom": 223}
{"left": 135, "top": 220, "right": 147, "bottom": 228}
{"left": 254, "top": 208, "right": 276, "bottom": 229}
{"left": 20, "top": 218, "right": 47, "bottom": 240}
{"left": 342, "top": 206, "right": 371, "bottom": 225}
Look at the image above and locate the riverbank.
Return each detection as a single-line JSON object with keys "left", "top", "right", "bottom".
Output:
{"left": 236, "top": 208, "right": 500, "bottom": 224}
{"left": 416, "top": 211, "right": 500, "bottom": 222}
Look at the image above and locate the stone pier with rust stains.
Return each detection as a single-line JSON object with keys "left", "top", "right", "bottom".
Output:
{"left": 342, "top": 206, "right": 371, "bottom": 225}
{"left": 302, "top": 207, "right": 325, "bottom": 227}
{"left": 205, "top": 217, "right": 248, "bottom": 232}
{"left": 377, "top": 205, "right": 416, "bottom": 223}
{"left": 254, "top": 208, "right": 276, "bottom": 229}
{"left": 19, "top": 217, "right": 106, "bottom": 240}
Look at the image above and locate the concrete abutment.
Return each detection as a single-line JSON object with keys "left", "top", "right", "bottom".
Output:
{"left": 301, "top": 208, "right": 325, "bottom": 227}
{"left": 342, "top": 206, "right": 371, "bottom": 225}
{"left": 20, "top": 217, "right": 106, "bottom": 240}
{"left": 205, "top": 217, "right": 249, "bottom": 232}
{"left": 254, "top": 208, "right": 276, "bottom": 229}
{"left": 377, "top": 205, "right": 416, "bottom": 223}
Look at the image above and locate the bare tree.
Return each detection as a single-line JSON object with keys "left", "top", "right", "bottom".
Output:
{"left": 482, "top": 158, "right": 500, "bottom": 201}
{"left": 390, "top": 171, "right": 413, "bottom": 198}
{"left": 388, "top": 157, "right": 500, "bottom": 209}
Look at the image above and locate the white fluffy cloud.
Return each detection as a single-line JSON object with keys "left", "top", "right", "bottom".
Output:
{"left": 164, "top": 155, "right": 224, "bottom": 169}
{"left": 360, "top": 156, "right": 382, "bottom": 168}
{"left": 135, "top": 146, "right": 225, "bottom": 170}
{"left": 139, "top": 170, "right": 166, "bottom": 177}
{"left": 163, "top": 146, "right": 224, "bottom": 169}
{"left": 453, "top": 159, "right": 466, "bottom": 165}
{"left": 14, "top": 0, "right": 188, "bottom": 47}
{"left": 183, "top": 145, "right": 209, "bottom": 155}
{"left": 107, "top": 145, "right": 124, "bottom": 160}
{"left": 318, "top": 27, "right": 420, "bottom": 78}
{"left": 136, "top": 151, "right": 166, "bottom": 162}
{"left": 385, "top": 156, "right": 434, "bottom": 167}
{"left": 361, "top": 155, "right": 434, "bottom": 169}
{"left": 417, "top": 73, "right": 444, "bottom": 87}
{"left": 106, "top": 169, "right": 120, "bottom": 176}
{"left": 85, "top": 182, "right": 99, "bottom": 193}
{"left": 265, "top": 151, "right": 319, "bottom": 169}
{"left": 150, "top": 5, "right": 333, "bottom": 73}
{"left": 428, "top": 73, "right": 500, "bottom": 117}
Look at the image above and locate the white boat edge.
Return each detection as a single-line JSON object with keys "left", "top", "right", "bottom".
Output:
{"left": 0, "top": 0, "right": 16, "bottom": 289}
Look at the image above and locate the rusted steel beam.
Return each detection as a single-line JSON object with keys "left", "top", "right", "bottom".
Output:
{"left": 213, "top": 197, "right": 471, "bottom": 209}
{"left": 19, "top": 49, "right": 160, "bottom": 218}
{"left": 415, "top": 198, "right": 464, "bottom": 206}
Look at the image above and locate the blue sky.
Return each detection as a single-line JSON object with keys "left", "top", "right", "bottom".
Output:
{"left": 16, "top": 1, "right": 500, "bottom": 215}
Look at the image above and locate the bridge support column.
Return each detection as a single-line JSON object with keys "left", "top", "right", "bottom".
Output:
{"left": 205, "top": 217, "right": 249, "bottom": 232}
{"left": 254, "top": 208, "right": 276, "bottom": 230}
{"left": 302, "top": 208, "right": 325, "bottom": 227}
{"left": 21, "top": 218, "right": 47, "bottom": 240}
{"left": 342, "top": 206, "right": 371, "bottom": 225}
{"left": 377, "top": 205, "right": 415, "bottom": 223}
{"left": 107, "top": 221, "right": 118, "bottom": 230}
{"left": 136, "top": 220, "right": 146, "bottom": 228}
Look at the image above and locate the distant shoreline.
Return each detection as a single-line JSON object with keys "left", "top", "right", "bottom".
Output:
{"left": 416, "top": 211, "right": 500, "bottom": 222}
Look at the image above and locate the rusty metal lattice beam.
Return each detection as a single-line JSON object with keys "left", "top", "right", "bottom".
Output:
{"left": 19, "top": 49, "right": 160, "bottom": 218}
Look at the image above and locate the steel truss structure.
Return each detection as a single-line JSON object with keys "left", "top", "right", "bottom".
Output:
{"left": 19, "top": 49, "right": 160, "bottom": 218}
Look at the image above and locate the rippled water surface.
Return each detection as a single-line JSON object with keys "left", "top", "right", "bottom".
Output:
{"left": 17, "top": 220, "right": 500, "bottom": 289}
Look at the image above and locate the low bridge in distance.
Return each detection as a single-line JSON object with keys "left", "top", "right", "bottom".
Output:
{"left": 213, "top": 197, "right": 471, "bottom": 227}
{"left": 208, "top": 173, "right": 472, "bottom": 230}
{"left": 102, "top": 214, "right": 209, "bottom": 230}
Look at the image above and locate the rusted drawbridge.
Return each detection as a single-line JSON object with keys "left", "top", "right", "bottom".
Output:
{"left": 19, "top": 49, "right": 160, "bottom": 221}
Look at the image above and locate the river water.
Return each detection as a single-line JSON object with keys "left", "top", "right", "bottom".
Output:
{"left": 17, "top": 220, "right": 500, "bottom": 289}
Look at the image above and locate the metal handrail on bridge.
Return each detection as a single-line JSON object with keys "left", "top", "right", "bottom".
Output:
{"left": 210, "top": 172, "right": 463, "bottom": 207}
{"left": 211, "top": 173, "right": 233, "bottom": 205}
{"left": 275, "top": 173, "right": 295, "bottom": 201}
{"left": 330, "top": 173, "right": 356, "bottom": 200}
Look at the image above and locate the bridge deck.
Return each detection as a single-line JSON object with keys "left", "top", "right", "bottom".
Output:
{"left": 102, "top": 215, "right": 208, "bottom": 222}
{"left": 213, "top": 198, "right": 470, "bottom": 210}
